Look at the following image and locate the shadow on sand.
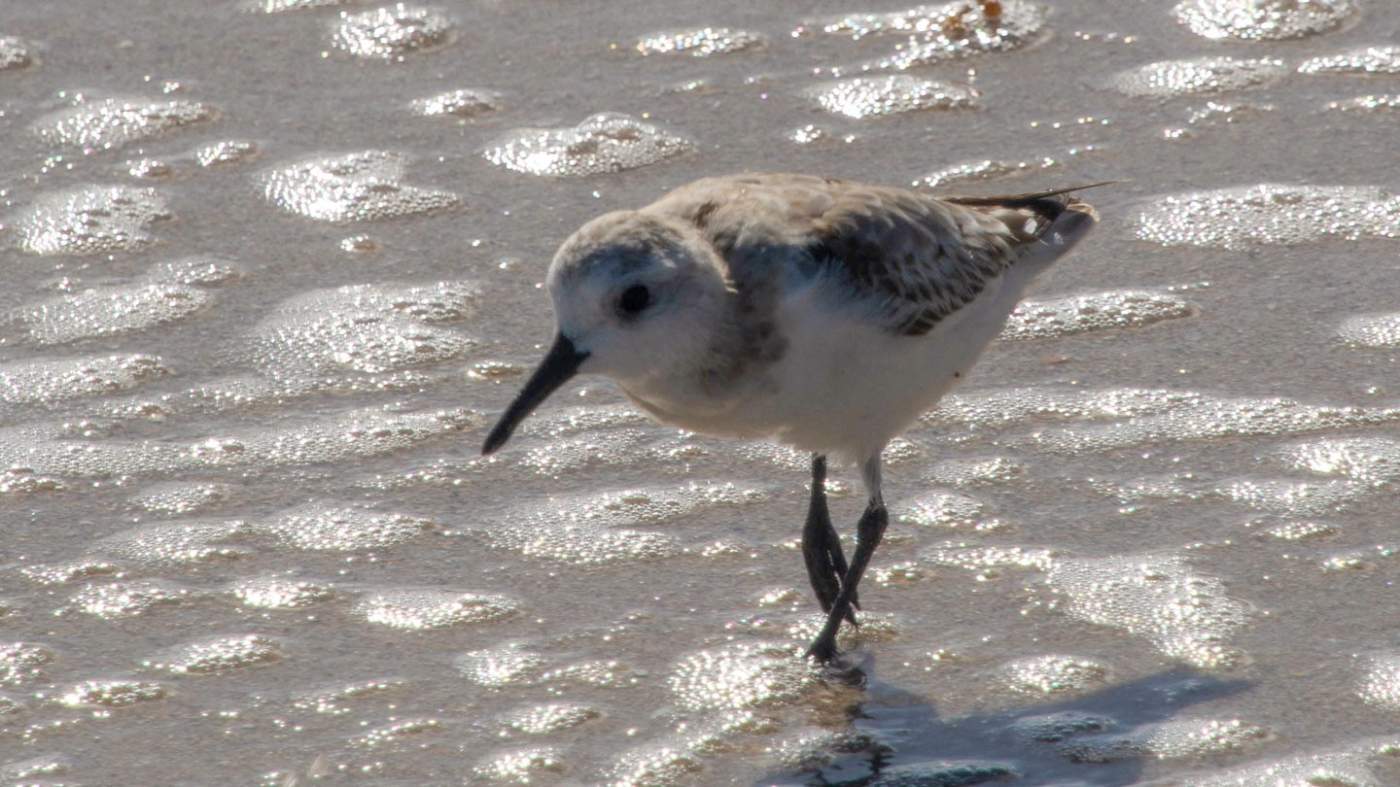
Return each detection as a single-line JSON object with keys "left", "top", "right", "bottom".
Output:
{"left": 759, "top": 654, "right": 1251, "bottom": 786}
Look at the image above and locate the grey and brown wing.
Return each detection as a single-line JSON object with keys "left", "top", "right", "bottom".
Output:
{"left": 802, "top": 187, "right": 1034, "bottom": 336}
{"left": 648, "top": 175, "right": 1098, "bottom": 336}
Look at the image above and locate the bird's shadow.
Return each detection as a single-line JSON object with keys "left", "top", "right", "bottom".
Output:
{"left": 758, "top": 655, "right": 1252, "bottom": 786}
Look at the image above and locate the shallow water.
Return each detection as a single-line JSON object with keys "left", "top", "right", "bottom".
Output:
{"left": 2, "top": 0, "right": 1400, "bottom": 784}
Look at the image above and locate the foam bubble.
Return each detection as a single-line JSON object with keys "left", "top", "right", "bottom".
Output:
{"left": 262, "top": 150, "right": 459, "bottom": 222}
{"left": 788, "top": 124, "right": 834, "bottom": 145}
{"left": 1046, "top": 554, "right": 1251, "bottom": 668}
{"left": 352, "top": 587, "right": 518, "bottom": 629}
{"left": 785, "top": 610, "right": 900, "bottom": 649}
{"left": 1024, "top": 391, "right": 1400, "bottom": 453}
{"left": 923, "top": 542, "right": 1055, "bottom": 574}
{"left": 254, "top": 504, "right": 433, "bottom": 551}
{"left": 352, "top": 717, "right": 442, "bottom": 747}
{"left": 148, "top": 256, "right": 245, "bottom": 286}
{"left": 186, "top": 407, "right": 480, "bottom": 469}
{"left": 608, "top": 742, "right": 702, "bottom": 785}
{"left": 1327, "top": 94, "right": 1400, "bottom": 113}
{"left": 126, "top": 157, "right": 173, "bottom": 178}
{"left": 246, "top": 282, "right": 478, "bottom": 382}
{"left": 809, "top": 0, "right": 1049, "bottom": 72}
{"left": 455, "top": 643, "right": 546, "bottom": 688}
{"left": 1165, "top": 100, "right": 1275, "bottom": 140}
{"left": 1221, "top": 478, "right": 1367, "bottom": 516}
{"left": 1340, "top": 313, "right": 1400, "bottom": 348}
{"left": 14, "top": 185, "right": 170, "bottom": 256}
{"left": 145, "top": 634, "right": 282, "bottom": 674}
{"left": 540, "top": 659, "right": 639, "bottom": 689}
{"left": 807, "top": 0, "right": 1044, "bottom": 42}
{"left": 252, "top": 0, "right": 357, "bottom": 10}
{"left": 330, "top": 5, "right": 454, "bottom": 60}
{"left": 668, "top": 641, "right": 816, "bottom": 711}
{"left": 1060, "top": 717, "right": 1268, "bottom": 762}
{"left": 1321, "top": 546, "right": 1398, "bottom": 572}
{"left": 484, "top": 515, "right": 677, "bottom": 565}
{"left": 1301, "top": 45, "right": 1400, "bottom": 75}
{"left": 0, "top": 642, "right": 53, "bottom": 686}
{"left": 1260, "top": 520, "right": 1337, "bottom": 541}
{"left": 230, "top": 576, "right": 335, "bottom": 609}
{"left": 1280, "top": 436, "right": 1400, "bottom": 485}
{"left": 71, "top": 579, "right": 197, "bottom": 619}
{"left": 1358, "top": 653, "right": 1400, "bottom": 709}
{"left": 0, "top": 407, "right": 472, "bottom": 483}
{"left": 485, "top": 483, "right": 761, "bottom": 564}
{"left": 1172, "top": 737, "right": 1399, "bottom": 786}
{"left": 768, "top": 728, "right": 875, "bottom": 771}
{"left": 929, "top": 386, "right": 1201, "bottom": 428}
{"left": 0, "top": 467, "right": 65, "bottom": 496}
{"left": 515, "top": 430, "right": 652, "bottom": 475}
{"left": 0, "top": 756, "right": 70, "bottom": 781}
{"left": 18, "top": 559, "right": 119, "bottom": 586}
{"left": 609, "top": 712, "right": 774, "bottom": 785}
{"left": 59, "top": 679, "right": 166, "bottom": 708}
{"left": 895, "top": 490, "right": 985, "bottom": 528}
{"left": 33, "top": 96, "right": 215, "bottom": 152}
{"left": 635, "top": 28, "right": 766, "bottom": 57}
{"left": 291, "top": 678, "right": 407, "bottom": 715}
{"left": 0, "top": 36, "right": 33, "bottom": 70}
{"left": 95, "top": 520, "right": 250, "bottom": 565}
{"left": 129, "top": 482, "right": 233, "bottom": 514}
{"left": 517, "top": 403, "right": 652, "bottom": 439}
{"left": 862, "top": 761, "right": 1016, "bottom": 785}
{"left": 498, "top": 702, "right": 600, "bottom": 734}
{"left": 1136, "top": 184, "right": 1400, "bottom": 249}
{"left": 194, "top": 140, "right": 259, "bottom": 167}
{"left": 1174, "top": 0, "right": 1357, "bottom": 41}
{"left": 1112, "top": 57, "right": 1285, "bottom": 98}
{"left": 1011, "top": 711, "right": 1116, "bottom": 743}
{"left": 15, "top": 284, "right": 211, "bottom": 345}
{"left": 484, "top": 113, "right": 694, "bottom": 177}
{"left": 1001, "top": 289, "right": 1194, "bottom": 340}
{"left": 1002, "top": 654, "right": 1109, "bottom": 695}
{"left": 410, "top": 88, "right": 500, "bottom": 118}
{"left": 807, "top": 75, "right": 977, "bottom": 118}
{"left": 472, "top": 747, "right": 565, "bottom": 782}
{"left": 0, "top": 355, "right": 167, "bottom": 404}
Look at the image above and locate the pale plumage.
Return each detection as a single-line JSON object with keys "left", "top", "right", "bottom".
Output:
{"left": 482, "top": 172, "right": 1100, "bottom": 663}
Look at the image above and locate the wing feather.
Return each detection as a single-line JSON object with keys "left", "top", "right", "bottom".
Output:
{"left": 805, "top": 186, "right": 1030, "bottom": 336}
{"left": 649, "top": 173, "right": 1100, "bottom": 337}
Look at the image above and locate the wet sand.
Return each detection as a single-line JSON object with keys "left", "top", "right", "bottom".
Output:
{"left": 2, "top": 0, "right": 1400, "bottom": 784}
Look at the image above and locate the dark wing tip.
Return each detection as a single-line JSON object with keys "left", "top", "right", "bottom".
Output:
{"left": 943, "top": 180, "right": 1119, "bottom": 224}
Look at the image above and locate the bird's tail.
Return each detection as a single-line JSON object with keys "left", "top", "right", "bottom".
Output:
{"left": 947, "top": 182, "right": 1109, "bottom": 274}
{"left": 945, "top": 181, "right": 1109, "bottom": 230}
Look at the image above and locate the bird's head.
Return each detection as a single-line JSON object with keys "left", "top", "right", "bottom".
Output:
{"left": 481, "top": 210, "right": 731, "bottom": 454}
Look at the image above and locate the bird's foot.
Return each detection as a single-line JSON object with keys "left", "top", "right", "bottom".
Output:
{"left": 804, "top": 633, "right": 840, "bottom": 664}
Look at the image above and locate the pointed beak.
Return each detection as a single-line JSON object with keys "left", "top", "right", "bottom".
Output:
{"left": 481, "top": 334, "right": 590, "bottom": 455}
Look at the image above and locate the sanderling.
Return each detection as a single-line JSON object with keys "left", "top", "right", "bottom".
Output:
{"left": 482, "top": 173, "right": 1100, "bottom": 662}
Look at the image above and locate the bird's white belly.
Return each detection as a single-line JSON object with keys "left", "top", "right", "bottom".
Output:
{"left": 759, "top": 273, "right": 1025, "bottom": 459}
{"left": 619, "top": 273, "right": 1030, "bottom": 461}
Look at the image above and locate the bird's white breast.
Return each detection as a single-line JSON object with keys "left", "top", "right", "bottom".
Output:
{"left": 620, "top": 269, "right": 1031, "bottom": 462}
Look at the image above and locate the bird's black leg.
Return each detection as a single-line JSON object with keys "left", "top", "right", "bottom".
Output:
{"left": 807, "top": 455, "right": 887, "bottom": 663}
{"left": 801, "top": 455, "right": 857, "bottom": 626}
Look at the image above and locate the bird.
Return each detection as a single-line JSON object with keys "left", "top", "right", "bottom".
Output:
{"left": 480, "top": 173, "right": 1100, "bottom": 663}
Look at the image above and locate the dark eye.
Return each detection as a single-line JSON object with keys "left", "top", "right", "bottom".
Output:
{"left": 617, "top": 284, "right": 651, "bottom": 318}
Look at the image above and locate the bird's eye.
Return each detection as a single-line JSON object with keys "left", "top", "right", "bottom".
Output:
{"left": 617, "top": 284, "right": 651, "bottom": 318}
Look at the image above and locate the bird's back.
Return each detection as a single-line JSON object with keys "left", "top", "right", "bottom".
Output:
{"left": 645, "top": 173, "right": 1098, "bottom": 337}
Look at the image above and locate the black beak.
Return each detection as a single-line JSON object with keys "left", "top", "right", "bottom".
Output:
{"left": 481, "top": 334, "right": 589, "bottom": 455}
